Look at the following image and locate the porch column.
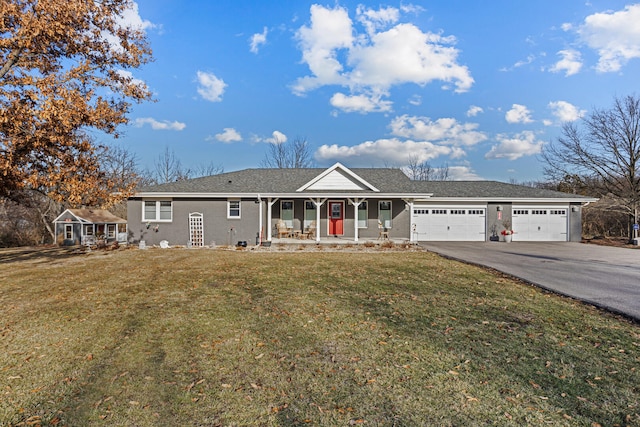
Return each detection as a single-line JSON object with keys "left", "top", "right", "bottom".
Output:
{"left": 257, "top": 195, "right": 263, "bottom": 244}
{"left": 312, "top": 198, "right": 327, "bottom": 243}
{"left": 348, "top": 198, "right": 364, "bottom": 242}
{"left": 267, "top": 198, "right": 279, "bottom": 242}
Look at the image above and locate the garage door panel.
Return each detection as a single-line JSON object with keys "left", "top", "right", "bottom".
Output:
{"left": 413, "top": 207, "right": 486, "bottom": 241}
{"left": 512, "top": 207, "right": 567, "bottom": 242}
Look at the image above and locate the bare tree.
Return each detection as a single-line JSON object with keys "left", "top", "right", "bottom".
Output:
{"left": 405, "top": 155, "right": 451, "bottom": 181}
{"left": 152, "top": 147, "right": 192, "bottom": 184}
{"left": 541, "top": 94, "right": 640, "bottom": 242}
{"left": 192, "top": 161, "right": 224, "bottom": 178}
{"left": 260, "top": 137, "right": 314, "bottom": 168}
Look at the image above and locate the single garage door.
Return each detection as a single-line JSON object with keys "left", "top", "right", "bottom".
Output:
{"left": 512, "top": 207, "right": 568, "bottom": 241}
{"left": 412, "top": 207, "right": 486, "bottom": 241}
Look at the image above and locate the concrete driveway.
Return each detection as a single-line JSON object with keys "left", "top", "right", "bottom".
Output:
{"left": 420, "top": 242, "right": 640, "bottom": 322}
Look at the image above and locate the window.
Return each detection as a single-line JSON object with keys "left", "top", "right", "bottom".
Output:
{"left": 84, "top": 224, "right": 94, "bottom": 236}
{"left": 143, "top": 200, "right": 173, "bottom": 221}
{"left": 432, "top": 209, "right": 447, "bottom": 215}
{"left": 64, "top": 224, "right": 73, "bottom": 240}
{"left": 550, "top": 209, "right": 566, "bottom": 215}
{"left": 379, "top": 200, "right": 392, "bottom": 228}
{"left": 281, "top": 200, "right": 294, "bottom": 228}
{"left": 228, "top": 200, "right": 241, "bottom": 218}
{"left": 513, "top": 209, "right": 529, "bottom": 215}
{"left": 450, "top": 209, "right": 466, "bottom": 215}
{"left": 304, "top": 201, "right": 316, "bottom": 229}
{"left": 469, "top": 209, "right": 485, "bottom": 215}
{"left": 358, "top": 202, "right": 368, "bottom": 228}
{"left": 532, "top": 209, "right": 547, "bottom": 215}
{"left": 414, "top": 209, "right": 428, "bottom": 215}
{"left": 107, "top": 224, "right": 116, "bottom": 238}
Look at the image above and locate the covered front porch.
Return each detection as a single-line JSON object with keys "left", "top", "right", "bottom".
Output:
{"left": 257, "top": 196, "right": 418, "bottom": 244}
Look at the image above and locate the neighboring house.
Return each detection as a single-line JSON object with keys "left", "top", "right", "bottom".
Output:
{"left": 126, "top": 162, "right": 597, "bottom": 247}
{"left": 54, "top": 208, "right": 128, "bottom": 246}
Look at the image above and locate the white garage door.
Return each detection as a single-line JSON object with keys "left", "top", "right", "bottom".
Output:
{"left": 512, "top": 207, "right": 568, "bottom": 241}
{"left": 413, "top": 207, "right": 486, "bottom": 241}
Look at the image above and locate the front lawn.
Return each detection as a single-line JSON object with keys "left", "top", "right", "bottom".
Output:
{"left": 0, "top": 248, "right": 638, "bottom": 426}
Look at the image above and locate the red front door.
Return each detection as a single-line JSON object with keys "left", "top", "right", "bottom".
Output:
{"left": 329, "top": 201, "right": 344, "bottom": 235}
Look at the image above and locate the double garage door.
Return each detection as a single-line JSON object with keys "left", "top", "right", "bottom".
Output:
{"left": 413, "top": 206, "right": 486, "bottom": 241}
{"left": 512, "top": 206, "right": 568, "bottom": 241}
{"left": 413, "top": 205, "right": 569, "bottom": 242}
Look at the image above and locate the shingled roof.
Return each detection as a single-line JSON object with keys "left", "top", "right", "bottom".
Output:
{"left": 135, "top": 166, "right": 593, "bottom": 201}
{"left": 138, "top": 167, "right": 416, "bottom": 194}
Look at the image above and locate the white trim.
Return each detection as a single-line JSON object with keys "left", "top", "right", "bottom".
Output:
{"left": 227, "top": 199, "right": 241, "bottom": 219}
{"left": 142, "top": 200, "right": 173, "bottom": 222}
{"left": 296, "top": 162, "right": 380, "bottom": 192}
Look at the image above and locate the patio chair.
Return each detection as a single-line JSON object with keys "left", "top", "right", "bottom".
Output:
{"left": 304, "top": 221, "right": 316, "bottom": 239}
{"left": 277, "top": 221, "right": 291, "bottom": 238}
{"left": 378, "top": 221, "right": 389, "bottom": 240}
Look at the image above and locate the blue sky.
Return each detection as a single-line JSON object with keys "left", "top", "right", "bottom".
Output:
{"left": 111, "top": 1, "right": 640, "bottom": 181}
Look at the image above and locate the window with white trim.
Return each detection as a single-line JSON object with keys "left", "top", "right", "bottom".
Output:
{"left": 143, "top": 200, "right": 173, "bottom": 221}
{"left": 228, "top": 200, "right": 241, "bottom": 218}
{"left": 64, "top": 224, "right": 73, "bottom": 240}
{"left": 304, "top": 201, "right": 316, "bottom": 229}
{"left": 358, "top": 202, "right": 368, "bottom": 228}
{"left": 379, "top": 201, "right": 392, "bottom": 228}
{"left": 281, "top": 200, "right": 294, "bottom": 228}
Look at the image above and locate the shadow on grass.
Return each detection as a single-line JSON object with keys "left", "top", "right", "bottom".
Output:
{"left": 0, "top": 246, "right": 84, "bottom": 265}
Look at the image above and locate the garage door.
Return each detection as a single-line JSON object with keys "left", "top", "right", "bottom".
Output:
{"left": 512, "top": 207, "right": 568, "bottom": 241}
{"left": 413, "top": 207, "right": 486, "bottom": 241}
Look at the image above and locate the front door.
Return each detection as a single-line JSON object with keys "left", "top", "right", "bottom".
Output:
{"left": 329, "top": 201, "right": 344, "bottom": 235}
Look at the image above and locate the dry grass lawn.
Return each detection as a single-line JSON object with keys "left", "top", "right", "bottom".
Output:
{"left": 0, "top": 246, "right": 638, "bottom": 426}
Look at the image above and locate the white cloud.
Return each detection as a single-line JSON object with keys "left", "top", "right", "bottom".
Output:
{"left": 134, "top": 117, "right": 186, "bottom": 131}
{"left": 250, "top": 27, "right": 268, "bottom": 53}
{"left": 389, "top": 115, "right": 487, "bottom": 147}
{"left": 548, "top": 100, "right": 586, "bottom": 123}
{"left": 505, "top": 104, "right": 533, "bottom": 124}
{"left": 330, "top": 92, "right": 393, "bottom": 113}
{"left": 575, "top": 4, "right": 640, "bottom": 72}
{"left": 356, "top": 5, "right": 400, "bottom": 35}
{"left": 196, "top": 71, "right": 227, "bottom": 102}
{"left": 408, "top": 95, "right": 422, "bottom": 106}
{"left": 549, "top": 49, "right": 583, "bottom": 76}
{"left": 466, "top": 105, "right": 484, "bottom": 117}
{"left": 116, "top": 69, "right": 146, "bottom": 88}
{"left": 315, "top": 138, "right": 453, "bottom": 166}
{"left": 214, "top": 128, "right": 242, "bottom": 143}
{"left": 447, "top": 165, "right": 483, "bottom": 181}
{"left": 118, "top": 2, "right": 157, "bottom": 32}
{"left": 485, "top": 131, "right": 544, "bottom": 160}
{"left": 293, "top": 4, "right": 473, "bottom": 112}
{"left": 102, "top": 2, "right": 158, "bottom": 52}
{"left": 256, "top": 130, "right": 288, "bottom": 144}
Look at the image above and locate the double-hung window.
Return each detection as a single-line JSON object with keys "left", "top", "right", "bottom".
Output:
{"left": 357, "top": 202, "right": 368, "bottom": 228}
{"left": 143, "top": 200, "right": 173, "bottom": 221}
{"left": 228, "top": 200, "right": 241, "bottom": 218}
{"left": 379, "top": 200, "right": 392, "bottom": 228}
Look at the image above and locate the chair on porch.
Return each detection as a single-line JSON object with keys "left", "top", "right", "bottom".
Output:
{"left": 303, "top": 221, "right": 316, "bottom": 240}
{"left": 277, "top": 220, "right": 291, "bottom": 238}
{"left": 378, "top": 220, "right": 389, "bottom": 240}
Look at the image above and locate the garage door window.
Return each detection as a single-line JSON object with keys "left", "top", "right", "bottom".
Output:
{"left": 532, "top": 209, "right": 547, "bottom": 215}
{"left": 551, "top": 209, "right": 566, "bottom": 215}
{"left": 432, "top": 209, "right": 447, "bottom": 215}
{"left": 514, "top": 209, "right": 528, "bottom": 215}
